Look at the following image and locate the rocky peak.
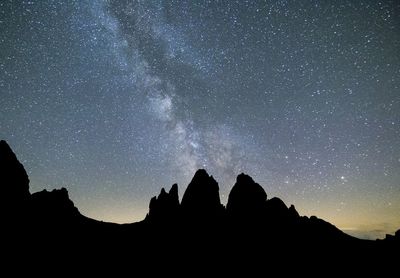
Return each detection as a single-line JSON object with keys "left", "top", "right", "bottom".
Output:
{"left": 147, "top": 183, "right": 180, "bottom": 223}
{"left": 288, "top": 204, "right": 300, "bottom": 219}
{"left": 181, "top": 169, "right": 223, "bottom": 219}
{"left": 226, "top": 173, "right": 267, "bottom": 219}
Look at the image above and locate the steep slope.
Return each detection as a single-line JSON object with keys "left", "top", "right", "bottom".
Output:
{"left": 0, "top": 140, "right": 30, "bottom": 216}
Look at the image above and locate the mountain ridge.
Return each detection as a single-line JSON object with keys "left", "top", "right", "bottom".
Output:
{"left": 1, "top": 139, "right": 398, "bottom": 239}
{"left": 1, "top": 139, "right": 398, "bottom": 270}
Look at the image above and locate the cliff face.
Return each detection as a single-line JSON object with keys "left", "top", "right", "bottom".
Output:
{"left": 0, "top": 140, "right": 30, "bottom": 205}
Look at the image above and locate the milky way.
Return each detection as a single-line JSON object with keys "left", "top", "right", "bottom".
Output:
{"left": 1, "top": 0, "right": 399, "bottom": 239}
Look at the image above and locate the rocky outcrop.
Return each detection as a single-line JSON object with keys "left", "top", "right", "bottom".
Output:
{"left": 29, "top": 188, "right": 81, "bottom": 224}
{"left": 0, "top": 140, "right": 30, "bottom": 204}
{"left": 0, "top": 140, "right": 31, "bottom": 222}
{"left": 147, "top": 184, "right": 179, "bottom": 223}
{"left": 226, "top": 173, "right": 267, "bottom": 220}
{"left": 381, "top": 229, "right": 400, "bottom": 244}
{"left": 265, "top": 196, "right": 290, "bottom": 222}
{"left": 288, "top": 204, "right": 300, "bottom": 219}
{"left": 181, "top": 169, "right": 224, "bottom": 221}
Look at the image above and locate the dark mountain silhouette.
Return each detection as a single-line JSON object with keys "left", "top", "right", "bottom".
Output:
{"left": 226, "top": 173, "right": 267, "bottom": 221}
{"left": 1, "top": 140, "right": 398, "bottom": 271}
{"left": 29, "top": 187, "right": 82, "bottom": 225}
{"left": 180, "top": 169, "right": 225, "bottom": 222}
{"left": 146, "top": 183, "right": 179, "bottom": 223}
{"left": 0, "top": 140, "right": 30, "bottom": 217}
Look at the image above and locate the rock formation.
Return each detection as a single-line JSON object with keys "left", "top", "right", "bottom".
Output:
{"left": 180, "top": 169, "right": 224, "bottom": 221}
{"left": 146, "top": 183, "right": 179, "bottom": 223}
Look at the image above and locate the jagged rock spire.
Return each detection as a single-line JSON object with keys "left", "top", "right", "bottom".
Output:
{"left": 181, "top": 169, "right": 224, "bottom": 220}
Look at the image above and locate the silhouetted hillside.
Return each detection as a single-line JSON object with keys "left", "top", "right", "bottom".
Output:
{"left": 1, "top": 140, "right": 398, "bottom": 271}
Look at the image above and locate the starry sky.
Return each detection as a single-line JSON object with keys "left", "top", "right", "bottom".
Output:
{"left": 1, "top": 0, "right": 399, "bottom": 239}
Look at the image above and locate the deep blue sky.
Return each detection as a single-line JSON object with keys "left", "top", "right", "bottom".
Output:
{"left": 1, "top": 0, "right": 399, "bottom": 239}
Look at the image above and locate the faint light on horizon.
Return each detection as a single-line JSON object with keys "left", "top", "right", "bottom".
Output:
{"left": 340, "top": 227, "right": 358, "bottom": 231}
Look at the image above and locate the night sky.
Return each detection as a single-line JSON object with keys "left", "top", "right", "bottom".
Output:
{"left": 1, "top": 0, "right": 399, "bottom": 239}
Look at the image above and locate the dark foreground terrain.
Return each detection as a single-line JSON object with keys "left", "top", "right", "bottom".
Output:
{"left": 1, "top": 140, "right": 398, "bottom": 273}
